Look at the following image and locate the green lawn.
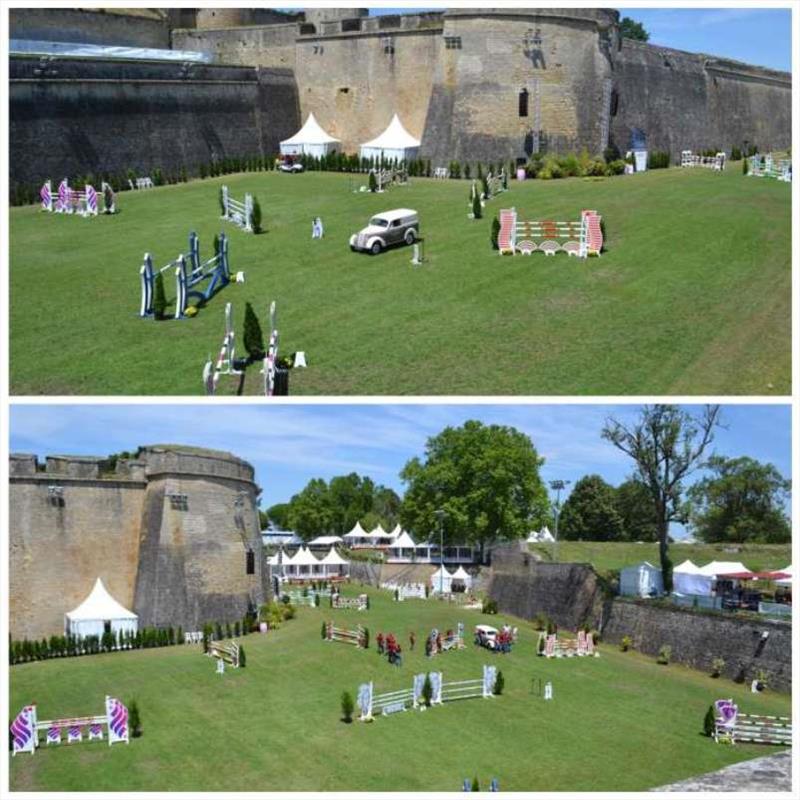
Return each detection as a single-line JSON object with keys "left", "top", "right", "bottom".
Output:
{"left": 529, "top": 541, "right": 791, "bottom": 573}
{"left": 9, "top": 166, "right": 790, "bottom": 395}
{"left": 9, "top": 587, "right": 790, "bottom": 792}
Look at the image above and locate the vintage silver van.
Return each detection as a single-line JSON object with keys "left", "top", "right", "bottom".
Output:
{"left": 349, "top": 208, "right": 419, "bottom": 255}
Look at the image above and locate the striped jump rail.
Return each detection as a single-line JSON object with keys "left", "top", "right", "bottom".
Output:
{"left": 332, "top": 593, "right": 368, "bottom": 611}
{"left": 325, "top": 621, "right": 366, "bottom": 647}
{"left": 208, "top": 640, "right": 240, "bottom": 667}
{"left": 498, "top": 208, "right": 602, "bottom": 257}
{"left": 715, "top": 713, "right": 792, "bottom": 745}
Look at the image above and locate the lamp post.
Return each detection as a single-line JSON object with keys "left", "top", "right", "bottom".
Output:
{"left": 549, "top": 480, "right": 570, "bottom": 562}
{"left": 434, "top": 509, "right": 446, "bottom": 594}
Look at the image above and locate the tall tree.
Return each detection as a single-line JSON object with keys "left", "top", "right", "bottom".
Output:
{"left": 688, "top": 456, "right": 790, "bottom": 544}
{"left": 602, "top": 405, "right": 721, "bottom": 590}
{"left": 264, "top": 503, "right": 290, "bottom": 530}
{"left": 619, "top": 16, "right": 649, "bottom": 41}
{"left": 559, "top": 474, "right": 623, "bottom": 541}
{"left": 286, "top": 478, "right": 332, "bottom": 540}
{"left": 399, "top": 420, "right": 550, "bottom": 559}
{"left": 615, "top": 478, "right": 659, "bottom": 542}
{"left": 328, "top": 473, "right": 375, "bottom": 534}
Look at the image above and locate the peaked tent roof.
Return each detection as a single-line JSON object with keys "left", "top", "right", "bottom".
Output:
{"left": 320, "top": 547, "right": 349, "bottom": 566}
{"left": 452, "top": 566, "right": 471, "bottom": 580}
{"left": 696, "top": 561, "right": 750, "bottom": 577}
{"left": 361, "top": 114, "right": 421, "bottom": 149}
{"left": 343, "top": 521, "right": 369, "bottom": 539}
{"left": 390, "top": 531, "right": 417, "bottom": 549}
{"left": 388, "top": 523, "right": 403, "bottom": 538}
{"left": 280, "top": 112, "right": 340, "bottom": 146}
{"left": 622, "top": 561, "right": 660, "bottom": 572}
{"left": 431, "top": 565, "right": 454, "bottom": 577}
{"left": 66, "top": 578, "right": 137, "bottom": 621}
{"left": 308, "top": 535, "right": 344, "bottom": 546}
{"left": 286, "top": 546, "right": 320, "bottom": 566}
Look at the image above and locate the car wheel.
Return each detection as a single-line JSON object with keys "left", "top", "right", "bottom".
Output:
{"left": 404, "top": 229, "right": 416, "bottom": 245}
{"left": 350, "top": 246, "right": 357, "bottom": 252}
{"left": 370, "top": 241, "right": 382, "bottom": 256}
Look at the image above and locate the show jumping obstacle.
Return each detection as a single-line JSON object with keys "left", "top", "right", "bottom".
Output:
{"left": 208, "top": 640, "right": 240, "bottom": 667}
{"left": 713, "top": 698, "right": 792, "bottom": 745}
{"left": 203, "top": 302, "right": 243, "bottom": 395}
{"left": 680, "top": 151, "right": 726, "bottom": 170}
{"left": 541, "top": 630, "right": 597, "bottom": 658}
{"left": 332, "top": 593, "right": 369, "bottom": 611}
{"left": 383, "top": 582, "right": 427, "bottom": 600}
{"left": 40, "top": 178, "right": 113, "bottom": 217}
{"left": 498, "top": 208, "right": 603, "bottom": 257}
{"left": 221, "top": 185, "right": 254, "bottom": 232}
{"left": 325, "top": 621, "right": 367, "bottom": 647}
{"left": 140, "top": 231, "right": 243, "bottom": 320}
{"left": 262, "top": 300, "right": 279, "bottom": 396}
{"left": 357, "top": 665, "right": 496, "bottom": 721}
{"left": 11, "top": 697, "right": 129, "bottom": 755}
{"left": 747, "top": 154, "right": 792, "bottom": 182}
{"left": 374, "top": 166, "right": 409, "bottom": 191}
{"left": 427, "top": 624, "right": 465, "bottom": 656}
{"left": 483, "top": 169, "right": 508, "bottom": 199}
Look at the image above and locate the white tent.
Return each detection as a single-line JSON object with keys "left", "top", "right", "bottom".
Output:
{"left": 451, "top": 565, "right": 473, "bottom": 590}
{"left": 775, "top": 564, "right": 792, "bottom": 587}
{"left": 343, "top": 521, "right": 370, "bottom": 545}
{"left": 65, "top": 578, "right": 138, "bottom": 638}
{"left": 619, "top": 561, "right": 663, "bottom": 597}
{"left": 696, "top": 561, "right": 750, "bottom": 578}
{"left": 319, "top": 547, "right": 349, "bottom": 577}
{"left": 526, "top": 526, "right": 554, "bottom": 543}
{"left": 387, "top": 523, "right": 403, "bottom": 540}
{"left": 672, "top": 560, "right": 714, "bottom": 596}
{"left": 430, "top": 565, "right": 454, "bottom": 593}
{"left": 308, "top": 535, "right": 344, "bottom": 546}
{"left": 280, "top": 112, "right": 340, "bottom": 158}
{"left": 371, "top": 523, "right": 389, "bottom": 539}
{"left": 360, "top": 114, "right": 421, "bottom": 163}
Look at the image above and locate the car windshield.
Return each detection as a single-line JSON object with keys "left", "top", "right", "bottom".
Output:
{"left": 369, "top": 217, "right": 389, "bottom": 228}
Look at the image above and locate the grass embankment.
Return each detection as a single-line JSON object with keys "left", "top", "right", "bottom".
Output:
{"left": 529, "top": 541, "right": 791, "bottom": 573}
{"left": 10, "top": 167, "right": 790, "bottom": 394}
{"left": 9, "top": 587, "right": 790, "bottom": 791}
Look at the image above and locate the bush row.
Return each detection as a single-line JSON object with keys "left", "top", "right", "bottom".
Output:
{"left": 10, "top": 617, "right": 252, "bottom": 665}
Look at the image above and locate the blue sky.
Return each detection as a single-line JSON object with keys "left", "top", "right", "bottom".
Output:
{"left": 346, "top": 6, "right": 792, "bottom": 72}
{"left": 9, "top": 404, "right": 791, "bottom": 537}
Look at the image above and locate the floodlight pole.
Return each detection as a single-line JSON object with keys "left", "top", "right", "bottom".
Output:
{"left": 435, "top": 509, "right": 446, "bottom": 594}
{"left": 549, "top": 480, "right": 570, "bottom": 562}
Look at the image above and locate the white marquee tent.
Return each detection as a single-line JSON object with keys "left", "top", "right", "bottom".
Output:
{"left": 280, "top": 112, "right": 340, "bottom": 158}
{"left": 775, "top": 564, "right": 792, "bottom": 587}
{"left": 319, "top": 547, "right": 350, "bottom": 577}
{"left": 619, "top": 561, "right": 663, "bottom": 597}
{"left": 430, "top": 565, "right": 454, "bottom": 593}
{"left": 451, "top": 565, "right": 473, "bottom": 590}
{"left": 526, "top": 526, "right": 554, "bottom": 543}
{"left": 696, "top": 561, "right": 750, "bottom": 578}
{"left": 672, "top": 559, "right": 714, "bottom": 596}
{"left": 360, "top": 114, "right": 421, "bottom": 163}
{"left": 65, "top": 578, "right": 138, "bottom": 638}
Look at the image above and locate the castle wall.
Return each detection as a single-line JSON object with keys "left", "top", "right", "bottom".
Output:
{"left": 10, "top": 8, "right": 169, "bottom": 49}
{"left": 603, "top": 601, "right": 791, "bottom": 693}
{"left": 422, "top": 9, "right": 617, "bottom": 164}
{"left": 9, "top": 456, "right": 146, "bottom": 641}
{"left": 9, "top": 56, "right": 299, "bottom": 193}
{"left": 612, "top": 41, "right": 792, "bottom": 158}
{"left": 9, "top": 447, "right": 271, "bottom": 640}
{"left": 295, "top": 22, "right": 442, "bottom": 153}
{"left": 133, "top": 447, "right": 269, "bottom": 630}
{"left": 173, "top": 24, "right": 301, "bottom": 70}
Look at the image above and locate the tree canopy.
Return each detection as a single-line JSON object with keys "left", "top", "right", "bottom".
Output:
{"left": 615, "top": 478, "right": 659, "bottom": 542}
{"left": 399, "top": 420, "right": 550, "bottom": 556}
{"left": 688, "top": 455, "right": 790, "bottom": 544}
{"left": 266, "top": 473, "right": 400, "bottom": 540}
{"left": 559, "top": 474, "right": 623, "bottom": 541}
{"left": 602, "top": 405, "right": 721, "bottom": 590}
{"left": 619, "top": 16, "right": 650, "bottom": 41}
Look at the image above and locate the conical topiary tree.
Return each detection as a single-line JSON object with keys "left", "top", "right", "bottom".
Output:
{"left": 239, "top": 645, "right": 246, "bottom": 667}
{"left": 471, "top": 777, "right": 480, "bottom": 791}
{"left": 153, "top": 272, "right": 167, "bottom": 320}
{"left": 341, "top": 690, "right": 354, "bottom": 723}
{"left": 218, "top": 187, "right": 225, "bottom": 216}
{"left": 243, "top": 301, "right": 265, "bottom": 361}
{"left": 703, "top": 704, "right": 716, "bottom": 737}
{"left": 422, "top": 674, "right": 433, "bottom": 707}
{"left": 472, "top": 190, "right": 482, "bottom": 220}
{"left": 369, "top": 170, "right": 378, "bottom": 193}
{"left": 491, "top": 215, "right": 500, "bottom": 249}
{"left": 128, "top": 700, "right": 142, "bottom": 738}
{"left": 251, "top": 196, "right": 262, "bottom": 234}
{"left": 482, "top": 173, "right": 490, "bottom": 200}
{"left": 493, "top": 670, "right": 504, "bottom": 695}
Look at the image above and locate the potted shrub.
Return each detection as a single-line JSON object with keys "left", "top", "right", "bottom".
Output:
{"left": 711, "top": 657, "right": 725, "bottom": 678}
{"left": 341, "top": 690, "right": 355, "bottom": 723}
{"left": 656, "top": 644, "right": 672, "bottom": 665}
{"left": 619, "top": 635, "right": 632, "bottom": 652}
{"left": 128, "top": 700, "right": 142, "bottom": 738}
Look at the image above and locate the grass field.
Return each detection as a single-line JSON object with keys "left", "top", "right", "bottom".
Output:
{"left": 9, "top": 587, "right": 790, "bottom": 792}
{"left": 528, "top": 541, "right": 792, "bottom": 574}
{"left": 10, "top": 166, "right": 790, "bottom": 395}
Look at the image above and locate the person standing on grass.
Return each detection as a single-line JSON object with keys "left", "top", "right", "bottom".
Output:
{"left": 409, "top": 631, "right": 416, "bottom": 651}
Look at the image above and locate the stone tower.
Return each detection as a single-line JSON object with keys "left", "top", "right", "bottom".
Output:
{"left": 9, "top": 445, "right": 271, "bottom": 639}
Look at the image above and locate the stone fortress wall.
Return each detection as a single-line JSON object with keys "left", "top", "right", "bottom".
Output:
{"left": 487, "top": 543, "right": 791, "bottom": 692}
{"left": 9, "top": 7, "right": 791, "bottom": 193}
{"left": 9, "top": 446, "right": 271, "bottom": 641}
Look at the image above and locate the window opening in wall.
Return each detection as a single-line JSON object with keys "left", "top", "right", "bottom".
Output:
{"left": 167, "top": 492, "right": 188, "bottom": 511}
{"left": 312, "top": 44, "right": 324, "bottom": 55}
{"left": 444, "top": 36, "right": 462, "bottom": 50}
{"left": 104, "top": 621, "right": 112, "bottom": 635}
{"left": 610, "top": 89, "right": 619, "bottom": 117}
{"left": 519, "top": 88, "right": 529, "bottom": 117}
{"left": 338, "top": 87, "right": 350, "bottom": 94}
{"left": 47, "top": 485, "right": 65, "bottom": 507}
{"left": 381, "top": 36, "right": 395, "bottom": 55}
{"left": 246, "top": 549, "right": 255, "bottom": 575}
